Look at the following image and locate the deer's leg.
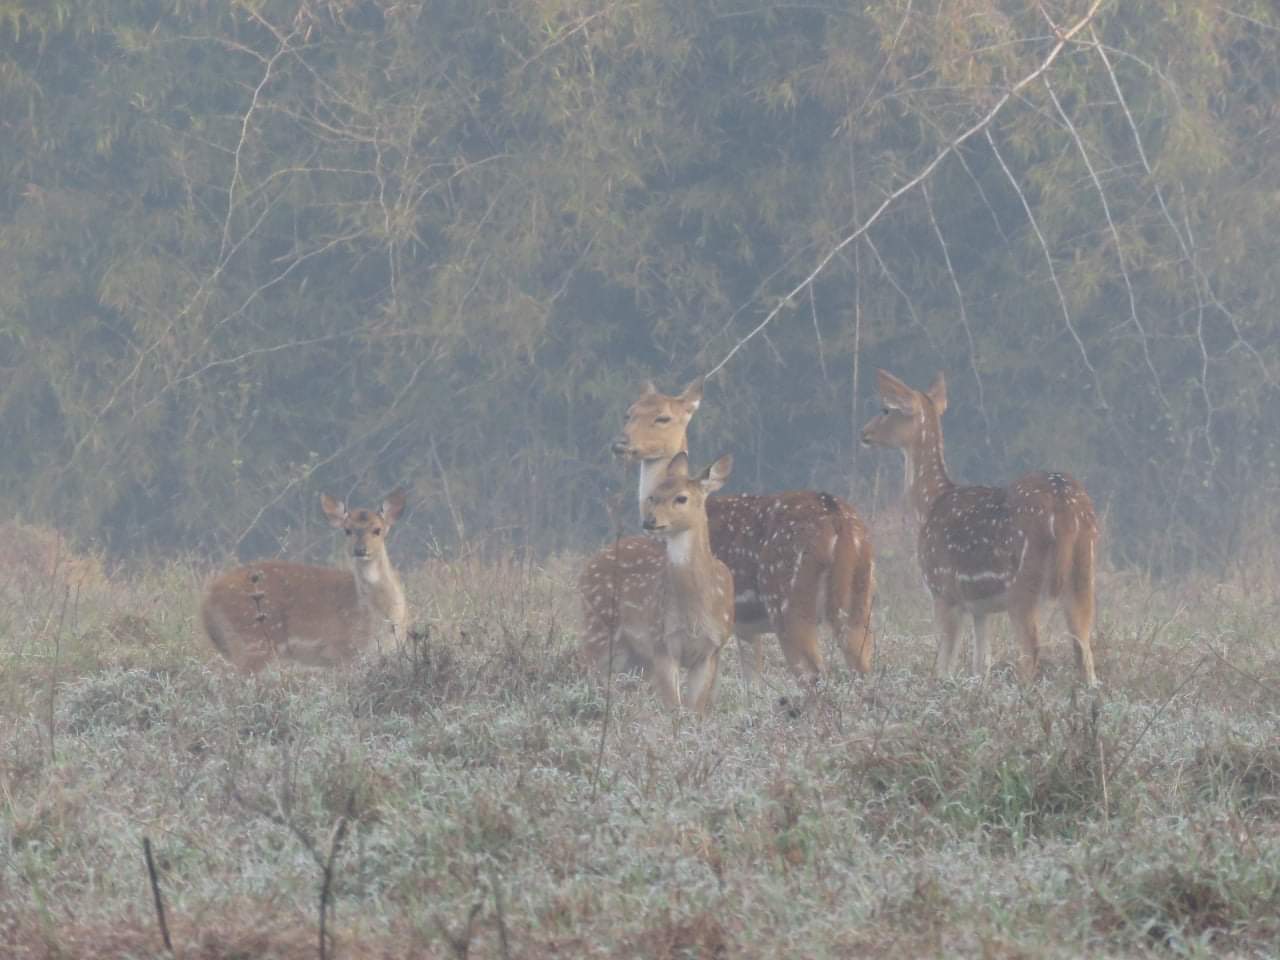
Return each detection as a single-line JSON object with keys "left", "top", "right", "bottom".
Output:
{"left": 830, "top": 589, "right": 874, "bottom": 676}
{"left": 684, "top": 650, "right": 721, "bottom": 714}
{"left": 650, "top": 653, "right": 682, "bottom": 710}
{"left": 971, "top": 612, "right": 992, "bottom": 680}
{"left": 779, "top": 607, "right": 824, "bottom": 683}
{"left": 1008, "top": 593, "right": 1044, "bottom": 684}
{"left": 841, "top": 619, "right": 874, "bottom": 676}
{"left": 1062, "top": 539, "right": 1098, "bottom": 686}
{"left": 770, "top": 551, "right": 825, "bottom": 683}
{"left": 827, "top": 539, "right": 875, "bottom": 675}
{"left": 1009, "top": 548, "right": 1050, "bottom": 683}
{"left": 933, "top": 598, "right": 964, "bottom": 677}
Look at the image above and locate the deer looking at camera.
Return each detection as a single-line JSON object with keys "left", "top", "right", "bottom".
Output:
{"left": 583, "top": 379, "right": 874, "bottom": 684}
{"left": 202, "top": 490, "right": 408, "bottom": 671}
{"left": 580, "top": 453, "right": 735, "bottom": 713}
{"left": 860, "top": 371, "right": 1097, "bottom": 685}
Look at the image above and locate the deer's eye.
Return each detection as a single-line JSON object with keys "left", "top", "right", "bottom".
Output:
{"left": 655, "top": 415, "right": 672, "bottom": 424}
{"left": 344, "top": 528, "right": 353, "bottom": 536}
{"left": 675, "top": 495, "right": 688, "bottom": 505}
{"left": 372, "top": 528, "right": 382, "bottom": 536}
{"left": 881, "top": 407, "right": 891, "bottom": 416}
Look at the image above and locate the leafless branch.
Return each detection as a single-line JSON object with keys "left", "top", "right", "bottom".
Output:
{"left": 142, "top": 837, "right": 175, "bottom": 955}
{"left": 705, "top": 0, "right": 1110, "bottom": 379}
{"left": 1042, "top": 75, "right": 1170, "bottom": 413}
{"left": 984, "top": 127, "right": 1107, "bottom": 408}
{"left": 922, "top": 181, "right": 992, "bottom": 447}
{"left": 222, "top": 24, "right": 301, "bottom": 261}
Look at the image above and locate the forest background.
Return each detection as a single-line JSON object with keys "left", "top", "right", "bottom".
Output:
{"left": 1, "top": 0, "right": 1277, "bottom": 577}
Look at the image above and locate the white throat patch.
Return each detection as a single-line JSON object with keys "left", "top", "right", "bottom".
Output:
{"left": 665, "top": 530, "right": 694, "bottom": 567}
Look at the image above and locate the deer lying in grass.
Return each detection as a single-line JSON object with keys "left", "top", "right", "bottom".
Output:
{"left": 585, "top": 379, "right": 873, "bottom": 683}
{"left": 202, "top": 490, "right": 407, "bottom": 671}
{"left": 860, "top": 371, "right": 1098, "bottom": 685}
{"left": 580, "top": 453, "right": 735, "bottom": 713}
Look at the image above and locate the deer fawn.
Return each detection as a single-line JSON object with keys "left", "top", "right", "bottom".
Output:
{"left": 860, "top": 371, "right": 1098, "bottom": 685}
{"left": 586, "top": 378, "right": 874, "bottom": 683}
{"left": 580, "top": 453, "right": 735, "bottom": 713}
{"left": 202, "top": 490, "right": 408, "bottom": 671}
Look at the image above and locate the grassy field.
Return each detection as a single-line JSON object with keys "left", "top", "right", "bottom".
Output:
{"left": 2, "top": 523, "right": 1279, "bottom": 958}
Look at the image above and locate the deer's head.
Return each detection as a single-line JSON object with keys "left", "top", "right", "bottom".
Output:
{"left": 641, "top": 452, "right": 731, "bottom": 537}
{"left": 611, "top": 377, "right": 704, "bottom": 461}
{"left": 321, "top": 489, "right": 406, "bottom": 565}
{"left": 860, "top": 369, "right": 947, "bottom": 450}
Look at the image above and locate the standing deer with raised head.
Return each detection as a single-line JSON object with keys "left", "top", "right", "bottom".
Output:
{"left": 580, "top": 453, "right": 735, "bottom": 713}
{"left": 202, "top": 490, "right": 408, "bottom": 671}
{"left": 860, "top": 370, "right": 1097, "bottom": 685}
{"left": 584, "top": 378, "right": 874, "bottom": 683}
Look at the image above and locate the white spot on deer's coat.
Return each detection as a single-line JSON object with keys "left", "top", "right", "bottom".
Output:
{"left": 957, "top": 571, "right": 1007, "bottom": 584}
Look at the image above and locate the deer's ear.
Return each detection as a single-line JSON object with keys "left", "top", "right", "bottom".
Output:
{"left": 876, "top": 369, "right": 917, "bottom": 413}
{"left": 381, "top": 489, "right": 407, "bottom": 525}
{"left": 700, "top": 454, "right": 733, "bottom": 494}
{"left": 678, "top": 376, "right": 704, "bottom": 412}
{"left": 640, "top": 380, "right": 658, "bottom": 396}
{"left": 320, "top": 493, "right": 347, "bottom": 527}
{"left": 926, "top": 371, "right": 947, "bottom": 416}
{"left": 667, "top": 451, "right": 690, "bottom": 478}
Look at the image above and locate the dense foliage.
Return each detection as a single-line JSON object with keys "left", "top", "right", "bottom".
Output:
{"left": 1, "top": 0, "right": 1277, "bottom": 570}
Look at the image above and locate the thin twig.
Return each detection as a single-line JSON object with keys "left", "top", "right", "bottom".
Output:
{"left": 1106, "top": 653, "right": 1209, "bottom": 789}
{"left": 489, "top": 864, "right": 512, "bottom": 960}
{"left": 984, "top": 127, "right": 1107, "bottom": 409}
{"left": 1090, "top": 694, "right": 1109, "bottom": 826}
{"left": 922, "top": 181, "right": 992, "bottom": 448}
{"left": 143, "top": 837, "right": 175, "bottom": 955}
{"left": 590, "top": 472, "right": 628, "bottom": 802}
{"left": 318, "top": 793, "right": 355, "bottom": 960}
{"left": 1042, "top": 75, "right": 1169, "bottom": 414}
{"left": 435, "top": 901, "right": 484, "bottom": 959}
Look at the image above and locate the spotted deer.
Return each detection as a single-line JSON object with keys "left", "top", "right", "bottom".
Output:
{"left": 579, "top": 453, "right": 735, "bottom": 713}
{"left": 586, "top": 378, "right": 874, "bottom": 683}
{"left": 860, "top": 370, "right": 1098, "bottom": 685}
{"left": 202, "top": 490, "right": 408, "bottom": 671}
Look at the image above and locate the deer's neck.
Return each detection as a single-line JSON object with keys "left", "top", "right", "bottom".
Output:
{"left": 353, "top": 552, "right": 407, "bottom": 638}
{"left": 905, "top": 411, "right": 954, "bottom": 526}
{"left": 636, "top": 449, "right": 687, "bottom": 520}
{"left": 664, "top": 524, "right": 718, "bottom": 620}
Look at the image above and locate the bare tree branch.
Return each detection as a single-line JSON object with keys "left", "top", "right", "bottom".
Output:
{"left": 984, "top": 127, "right": 1107, "bottom": 409}
{"left": 1042, "top": 75, "right": 1170, "bottom": 413}
{"left": 705, "top": 0, "right": 1110, "bottom": 380}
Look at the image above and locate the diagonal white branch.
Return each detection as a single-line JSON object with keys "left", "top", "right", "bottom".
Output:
{"left": 705, "top": 0, "right": 1110, "bottom": 379}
